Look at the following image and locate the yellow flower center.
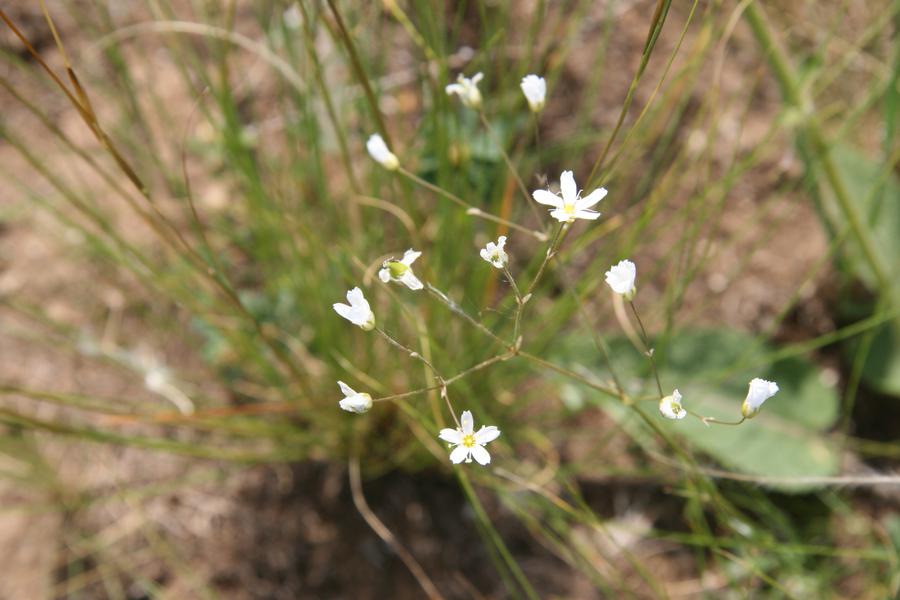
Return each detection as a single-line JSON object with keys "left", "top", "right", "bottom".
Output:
{"left": 462, "top": 434, "right": 477, "bottom": 448}
{"left": 563, "top": 202, "right": 576, "bottom": 215}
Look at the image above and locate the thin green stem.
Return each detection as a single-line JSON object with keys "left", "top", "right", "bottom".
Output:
{"left": 629, "top": 300, "right": 665, "bottom": 398}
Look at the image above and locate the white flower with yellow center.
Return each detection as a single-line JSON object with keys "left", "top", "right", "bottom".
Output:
{"left": 333, "top": 287, "right": 375, "bottom": 330}
{"left": 532, "top": 170, "right": 606, "bottom": 223}
{"left": 338, "top": 381, "right": 372, "bottom": 414}
{"left": 659, "top": 389, "right": 687, "bottom": 420}
{"left": 741, "top": 378, "right": 779, "bottom": 418}
{"left": 378, "top": 249, "right": 424, "bottom": 291}
{"left": 605, "top": 259, "right": 637, "bottom": 300}
{"left": 366, "top": 133, "right": 399, "bottom": 170}
{"left": 520, "top": 74, "right": 547, "bottom": 113}
{"left": 438, "top": 410, "right": 500, "bottom": 465}
{"left": 445, "top": 72, "right": 483, "bottom": 109}
{"left": 480, "top": 235, "right": 509, "bottom": 269}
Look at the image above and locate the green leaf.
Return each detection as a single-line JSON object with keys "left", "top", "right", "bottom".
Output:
{"left": 552, "top": 329, "right": 841, "bottom": 490}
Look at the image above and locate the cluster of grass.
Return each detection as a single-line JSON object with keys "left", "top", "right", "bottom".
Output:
{"left": 2, "top": 0, "right": 900, "bottom": 596}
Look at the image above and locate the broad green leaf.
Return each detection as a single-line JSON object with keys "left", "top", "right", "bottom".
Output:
{"left": 552, "top": 329, "right": 841, "bottom": 490}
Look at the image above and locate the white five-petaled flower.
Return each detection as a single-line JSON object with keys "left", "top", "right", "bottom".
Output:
{"left": 605, "top": 259, "right": 637, "bottom": 300}
{"left": 445, "top": 72, "right": 483, "bottom": 109}
{"left": 333, "top": 287, "right": 375, "bottom": 330}
{"left": 742, "top": 378, "right": 779, "bottom": 418}
{"left": 338, "top": 381, "right": 373, "bottom": 414}
{"left": 532, "top": 170, "right": 606, "bottom": 223}
{"left": 659, "top": 389, "right": 687, "bottom": 420}
{"left": 438, "top": 410, "right": 500, "bottom": 465}
{"left": 520, "top": 74, "right": 546, "bottom": 113}
{"left": 366, "top": 133, "right": 399, "bottom": 170}
{"left": 480, "top": 235, "right": 509, "bottom": 269}
{"left": 378, "top": 249, "right": 424, "bottom": 291}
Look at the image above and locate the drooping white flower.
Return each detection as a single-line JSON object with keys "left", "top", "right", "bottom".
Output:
{"left": 532, "top": 170, "right": 606, "bottom": 223}
{"left": 520, "top": 74, "right": 546, "bottom": 113}
{"left": 659, "top": 389, "right": 687, "bottom": 420}
{"left": 438, "top": 410, "right": 500, "bottom": 465}
{"left": 366, "top": 133, "right": 399, "bottom": 170}
{"left": 605, "top": 259, "right": 637, "bottom": 300}
{"left": 333, "top": 287, "right": 375, "bottom": 330}
{"left": 338, "top": 380, "right": 373, "bottom": 414}
{"left": 741, "top": 378, "right": 779, "bottom": 418}
{"left": 378, "top": 249, "right": 424, "bottom": 291}
{"left": 480, "top": 235, "right": 509, "bottom": 269}
{"left": 445, "top": 72, "right": 483, "bottom": 109}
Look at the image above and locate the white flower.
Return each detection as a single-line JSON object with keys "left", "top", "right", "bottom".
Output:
{"left": 366, "top": 134, "right": 399, "bottom": 170}
{"left": 742, "top": 378, "right": 779, "bottom": 418}
{"left": 333, "top": 287, "right": 375, "bottom": 330}
{"left": 659, "top": 389, "right": 687, "bottom": 420}
{"left": 480, "top": 235, "right": 509, "bottom": 269}
{"left": 445, "top": 72, "right": 483, "bottom": 109}
{"left": 438, "top": 410, "right": 500, "bottom": 465}
{"left": 338, "top": 381, "right": 373, "bottom": 414}
{"left": 605, "top": 259, "right": 637, "bottom": 300}
{"left": 378, "top": 249, "right": 424, "bottom": 291}
{"left": 520, "top": 74, "right": 546, "bottom": 113}
{"left": 532, "top": 170, "right": 606, "bottom": 223}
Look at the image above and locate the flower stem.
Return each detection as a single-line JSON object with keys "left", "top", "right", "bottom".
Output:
{"left": 628, "top": 300, "right": 664, "bottom": 398}
{"left": 478, "top": 110, "right": 544, "bottom": 223}
{"left": 425, "top": 283, "right": 508, "bottom": 347}
{"left": 502, "top": 266, "right": 524, "bottom": 344}
{"left": 397, "top": 167, "right": 546, "bottom": 241}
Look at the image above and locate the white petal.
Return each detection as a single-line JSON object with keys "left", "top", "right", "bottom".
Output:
{"left": 575, "top": 187, "right": 607, "bottom": 210}
{"left": 333, "top": 303, "right": 354, "bottom": 321}
{"left": 446, "top": 83, "right": 462, "bottom": 95}
{"left": 470, "top": 444, "right": 491, "bottom": 465}
{"left": 532, "top": 189, "right": 561, "bottom": 207}
{"left": 449, "top": 445, "right": 470, "bottom": 464}
{"left": 337, "top": 380, "right": 356, "bottom": 397}
{"left": 460, "top": 410, "right": 474, "bottom": 434}
{"left": 480, "top": 248, "right": 492, "bottom": 262}
{"left": 474, "top": 425, "right": 501, "bottom": 444}
{"left": 400, "top": 271, "right": 423, "bottom": 290}
{"left": 471, "top": 72, "right": 483, "bottom": 84}
{"left": 439, "top": 428, "right": 464, "bottom": 444}
{"left": 378, "top": 268, "right": 391, "bottom": 283}
{"left": 573, "top": 209, "right": 601, "bottom": 220}
{"left": 549, "top": 208, "right": 571, "bottom": 222}
{"left": 401, "top": 249, "right": 421, "bottom": 265}
{"left": 347, "top": 287, "right": 366, "bottom": 307}
{"left": 560, "top": 170, "right": 577, "bottom": 205}
{"left": 497, "top": 236, "right": 507, "bottom": 250}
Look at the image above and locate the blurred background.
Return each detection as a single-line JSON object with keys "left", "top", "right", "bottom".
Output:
{"left": 1, "top": 1, "right": 900, "bottom": 598}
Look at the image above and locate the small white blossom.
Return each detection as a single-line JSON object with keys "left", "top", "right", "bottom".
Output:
{"left": 742, "top": 378, "right": 779, "bottom": 418}
{"left": 532, "top": 170, "right": 606, "bottom": 223}
{"left": 480, "top": 235, "right": 509, "bottom": 269}
{"left": 659, "top": 389, "right": 686, "bottom": 420}
{"left": 378, "top": 249, "right": 424, "bottom": 291}
{"left": 338, "top": 381, "right": 373, "bottom": 414}
{"left": 366, "top": 134, "right": 399, "bottom": 170}
{"left": 445, "top": 72, "right": 483, "bottom": 109}
{"left": 438, "top": 410, "right": 500, "bottom": 465}
{"left": 605, "top": 259, "right": 637, "bottom": 300}
{"left": 520, "top": 74, "right": 546, "bottom": 113}
{"left": 333, "top": 287, "right": 375, "bottom": 330}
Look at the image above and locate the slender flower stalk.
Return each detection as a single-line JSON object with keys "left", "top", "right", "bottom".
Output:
{"left": 397, "top": 167, "right": 547, "bottom": 241}
{"left": 478, "top": 110, "right": 540, "bottom": 220}
{"left": 629, "top": 300, "right": 664, "bottom": 398}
